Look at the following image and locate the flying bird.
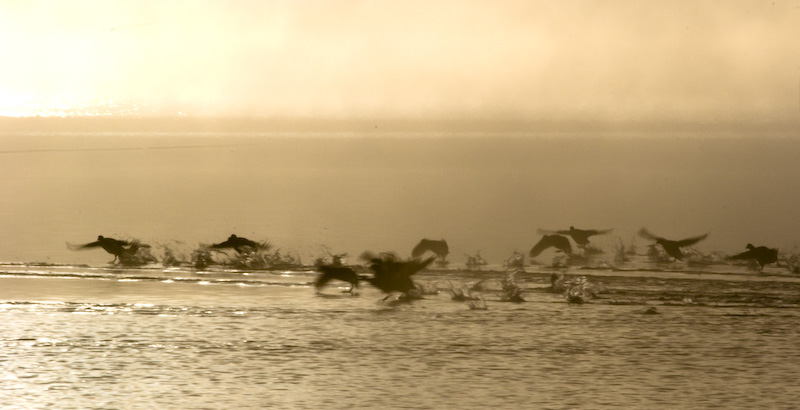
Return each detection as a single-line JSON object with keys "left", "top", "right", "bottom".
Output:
{"left": 209, "top": 235, "right": 265, "bottom": 254}
{"left": 360, "top": 252, "right": 435, "bottom": 299}
{"left": 638, "top": 228, "right": 708, "bottom": 260}
{"left": 529, "top": 235, "right": 573, "bottom": 258}
{"left": 411, "top": 239, "right": 449, "bottom": 260}
{"left": 728, "top": 244, "right": 778, "bottom": 269}
{"left": 538, "top": 226, "right": 613, "bottom": 249}
{"left": 67, "top": 235, "right": 142, "bottom": 263}
{"left": 314, "top": 265, "right": 360, "bottom": 293}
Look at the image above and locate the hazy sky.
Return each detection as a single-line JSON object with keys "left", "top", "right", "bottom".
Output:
{"left": 0, "top": 0, "right": 799, "bottom": 120}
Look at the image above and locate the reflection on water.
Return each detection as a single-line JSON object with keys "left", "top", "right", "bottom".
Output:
{"left": 1, "top": 264, "right": 799, "bottom": 409}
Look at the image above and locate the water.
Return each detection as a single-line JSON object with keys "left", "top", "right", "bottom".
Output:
{"left": 2, "top": 132, "right": 800, "bottom": 265}
{"left": 1, "top": 130, "right": 800, "bottom": 408}
{"left": 1, "top": 260, "right": 799, "bottom": 410}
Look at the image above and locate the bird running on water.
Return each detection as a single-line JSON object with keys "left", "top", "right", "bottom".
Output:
{"left": 538, "top": 226, "right": 613, "bottom": 250}
{"left": 728, "top": 244, "right": 778, "bottom": 270}
{"left": 360, "top": 252, "right": 435, "bottom": 301}
{"left": 638, "top": 228, "right": 708, "bottom": 261}
{"left": 529, "top": 235, "right": 573, "bottom": 258}
{"left": 208, "top": 235, "right": 265, "bottom": 254}
{"left": 67, "top": 235, "right": 149, "bottom": 264}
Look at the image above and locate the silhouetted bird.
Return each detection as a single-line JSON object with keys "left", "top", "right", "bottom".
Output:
{"left": 538, "top": 226, "right": 613, "bottom": 249}
{"left": 360, "top": 252, "right": 435, "bottom": 299}
{"left": 314, "top": 265, "right": 360, "bottom": 293}
{"left": 728, "top": 244, "right": 778, "bottom": 269}
{"left": 67, "top": 235, "right": 134, "bottom": 263}
{"left": 411, "top": 239, "right": 449, "bottom": 260}
{"left": 529, "top": 235, "right": 572, "bottom": 258}
{"left": 638, "top": 228, "right": 708, "bottom": 260}
{"left": 209, "top": 235, "right": 264, "bottom": 254}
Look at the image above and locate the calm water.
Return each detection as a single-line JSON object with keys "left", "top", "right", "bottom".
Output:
{"left": 1, "top": 132, "right": 800, "bottom": 265}
{"left": 1, "top": 261, "right": 799, "bottom": 410}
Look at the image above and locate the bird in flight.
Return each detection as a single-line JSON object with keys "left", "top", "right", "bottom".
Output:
{"left": 67, "top": 235, "right": 146, "bottom": 264}
{"left": 208, "top": 235, "right": 265, "bottom": 254}
{"left": 537, "top": 226, "right": 613, "bottom": 249}
{"left": 360, "top": 252, "right": 435, "bottom": 300}
{"left": 638, "top": 228, "right": 708, "bottom": 261}
{"left": 314, "top": 264, "right": 360, "bottom": 294}
{"left": 412, "top": 239, "right": 449, "bottom": 260}
{"left": 728, "top": 244, "right": 778, "bottom": 270}
{"left": 529, "top": 234, "right": 573, "bottom": 258}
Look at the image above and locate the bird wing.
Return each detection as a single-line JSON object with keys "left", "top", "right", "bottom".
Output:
{"left": 411, "top": 240, "right": 428, "bottom": 258}
{"left": 586, "top": 228, "right": 614, "bottom": 237}
{"left": 67, "top": 241, "right": 101, "bottom": 251}
{"left": 555, "top": 236, "right": 573, "bottom": 255}
{"left": 209, "top": 240, "right": 232, "bottom": 249}
{"left": 728, "top": 249, "right": 755, "bottom": 260}
{"left": 537, "top": 228, "right": 568, "bottom": 235}
{"left": 637, "top": 228, "right": 661, "bottom": 242}
{"left": 530, "top": 236, "right": 558, "bottom": 257}
{"left": 417, "top": 256, "right": 436, "bottom": 271}
{"left": 675, "top": 233, "right": 708, "bottom": 247}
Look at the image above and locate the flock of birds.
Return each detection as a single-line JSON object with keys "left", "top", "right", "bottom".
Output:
{"left": 68, "top": 227, "right": 781, "bottom": 300}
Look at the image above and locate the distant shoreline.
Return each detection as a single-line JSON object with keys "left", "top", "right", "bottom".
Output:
{"left": 1, "top": 116, "right": 798, "bottom": 136}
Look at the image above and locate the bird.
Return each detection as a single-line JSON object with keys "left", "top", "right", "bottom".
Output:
{"left": 529, "top": 235, "right": 572, "bottom": 258}
{"left": 728, "top": 244, "right": 778, "bottom": 269}
{"left": 411, "top": 239, "right": 449, "bottom": 260}
{"left": 538, "top": 226, "right": 613, "bottom": 249}
{"left": 314, "top": 265, "right": 360, "bottom": 293}
{"left": 360, "top": 252, "right": 435, "bottom": 300}
{"left": 208, "top": 235, "right": 264, "bottom": 254}
{"left": 67, "top": 235, "right": 138, "bottom": 263}
{"left": 638, "top": 228, "right": 708, "bottom": 261}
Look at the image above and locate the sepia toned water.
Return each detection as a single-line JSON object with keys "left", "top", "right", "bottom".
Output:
{"left": 1, "top": 261, "right": 799, "bottom": 410}
{"left": 1, "top": 130, "right": 800, "bottom": 408}
{"left": 2, "top": 131, "right": 800, "bottom": 266}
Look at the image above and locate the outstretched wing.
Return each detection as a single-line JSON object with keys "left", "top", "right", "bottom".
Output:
{"left": 411, "top": 240, "right": 430, "bottom": 258}
{"left": 411, "top": 256, "right": 436, "bottom": 274}
{"left": 586, "top": 228, "right": 614, "bottom": 237}
{"left": 537, "top": 228, "right": 570, "bottom": 235}
{"left": 675, "top": 233, "right": 708, "bottom": 248}
{"left": 67, "top": 241, "right": 101, "bottom": 251}
{"left": 728, "top": 249, "right": 755, "bottom": 260}
{"left": 530, "top": 235, "right": 571, "bottom": 257}
{"left": 412, "top": 239, "right": 448, "bottom": 258}
{"left": 637, "top": 228, "right": 661, "bottom": 242}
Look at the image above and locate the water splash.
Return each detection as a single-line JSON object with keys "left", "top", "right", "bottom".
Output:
{"left": 499, "top": 270, "right": 525, "bottom": 302}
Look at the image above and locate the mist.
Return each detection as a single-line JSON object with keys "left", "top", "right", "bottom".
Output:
{"left": 1, "top": 0, "right": 798, "bottom": 121}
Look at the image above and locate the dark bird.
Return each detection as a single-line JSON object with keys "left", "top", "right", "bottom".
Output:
{"left": 529, "top": 235, "right": 572, "bottom": 258}
{"left": 314, "top": 265, "right": 360, "bottom": 293}
{"left": 638, "top": 228, "right": 708, "bottom": 261}
{"left": 67, "top": 235, "right": 136, "bottom": 263}
{"left": 411, "top": 239, "right": 449, "bottom": 260}
{"left": 360, "top": 252, "right": 435, "bottom": 299}
{"left": 538, "top": 226, "right": 613, "bottom": 249}
{"left": 209, "top": 235, "right": 264, "bottom": 254}
{"left": 728, "top": 244, "right": 778, "bottom": 269}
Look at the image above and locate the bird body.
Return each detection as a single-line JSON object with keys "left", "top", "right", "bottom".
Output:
{"left": 67, "top": 236, "right": 148, "bottom": 264}
{"left": 529, "top": 235, "right": 572, "bottom": 258}
{"left": 361, "top": 253, "right": 435, "bottom": 297}
{"left": 314, "top": 265, "right": 360, "bottom": 293}
{"left": 728, "top": 244, "right": 778, "bottom": 269}
{"left": 638, "top": 228, "right": 708, "bottom": 260}
{"left": 209, "top": 235, "right": 263, "bottom": 254}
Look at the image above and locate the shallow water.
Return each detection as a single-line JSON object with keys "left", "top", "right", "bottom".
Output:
{"left": 1, "top": 262, "right": 799, "bottom": 409}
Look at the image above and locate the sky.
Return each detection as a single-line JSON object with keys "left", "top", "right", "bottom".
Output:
{"left": 0, "top": 0, "right": 799, "bottom": 121}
